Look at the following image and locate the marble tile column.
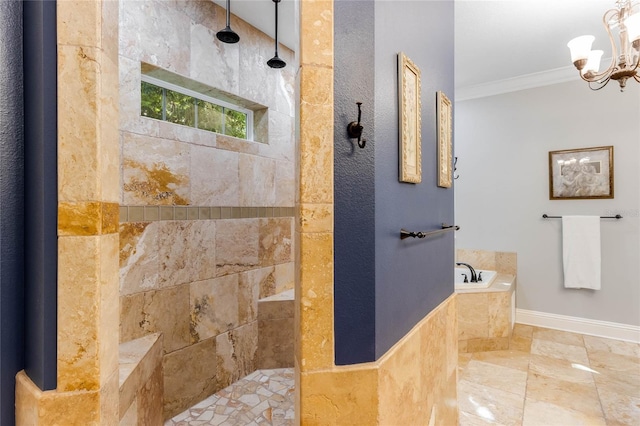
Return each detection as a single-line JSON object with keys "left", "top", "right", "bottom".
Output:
{"left": 15, "top": 0, "right": 120, "bottom": 424}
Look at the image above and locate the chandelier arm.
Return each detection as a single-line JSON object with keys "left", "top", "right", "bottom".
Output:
{"left": 588, "top": 78, "right": 611, "bottom": 90}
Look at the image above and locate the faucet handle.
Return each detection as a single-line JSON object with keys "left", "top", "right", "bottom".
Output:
{"left": 477, "top": 271, "right": 483, "bottom": 282}
{"left": 462, "top": 273, "right": 468, "bottom": 283}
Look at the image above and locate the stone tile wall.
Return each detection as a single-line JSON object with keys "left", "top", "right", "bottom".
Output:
{"left": 456, "top": 249, "right": 517, "bottom": 352}
{"left": 117, "top": 0, "right": 295, "bottom": 419}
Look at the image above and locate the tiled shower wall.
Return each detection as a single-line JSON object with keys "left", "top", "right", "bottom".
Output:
{"left": 117, "top": 0, "right": 295, "bottom": 418}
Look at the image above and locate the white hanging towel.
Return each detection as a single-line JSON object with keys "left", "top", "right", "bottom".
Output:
{"left": 562, "top": 216, "right": 601, "bottom": 290}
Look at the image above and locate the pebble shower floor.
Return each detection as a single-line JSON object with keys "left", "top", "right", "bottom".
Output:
{"left": 165, "top": 368, "right": 294, "bottom": 426}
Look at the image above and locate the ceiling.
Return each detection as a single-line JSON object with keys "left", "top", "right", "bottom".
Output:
{"left": 226, "top": 0, "right": 618, "bottom": 89}
{"left": 455, "top": 0, "right": 616, "bottom": 90}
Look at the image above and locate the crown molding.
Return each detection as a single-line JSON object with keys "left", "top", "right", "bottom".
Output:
{"left": 456, "top": 65, "right": 580, "bottom": 102}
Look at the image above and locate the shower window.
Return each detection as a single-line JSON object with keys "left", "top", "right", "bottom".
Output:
{"left": 141, "top": 76, "right": 251, "bottom": 140}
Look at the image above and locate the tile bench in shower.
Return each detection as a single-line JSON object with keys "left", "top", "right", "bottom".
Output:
{"left": 258, "top": 289, "right": 294, "bottom": 369}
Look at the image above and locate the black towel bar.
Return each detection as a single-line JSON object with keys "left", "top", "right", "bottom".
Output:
{"left": 542, "top": 214, "right": 622, "bottom": 219}
{"left": 400, "top": 224, "right": 459, "bottom": 240}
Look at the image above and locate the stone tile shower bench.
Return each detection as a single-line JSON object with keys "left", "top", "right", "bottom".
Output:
{"left": 119, "top": 333, "right": 164, "bottom": 425}
{"left": 258, "top": 289, "right": 294, "bottom": 369}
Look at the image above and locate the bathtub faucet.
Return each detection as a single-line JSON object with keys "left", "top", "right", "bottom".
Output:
{"left": 456, "top": 262, "right": 478, "bottom": 282}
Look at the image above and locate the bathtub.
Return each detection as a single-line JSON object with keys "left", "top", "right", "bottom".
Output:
{"left": 454, "top": 267, "right": 497, "bottom": 290}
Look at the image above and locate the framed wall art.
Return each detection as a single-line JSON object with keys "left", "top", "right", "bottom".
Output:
{"left": 398, "top": 52, "right": 422, "bottom": 183}
{"left": 548, "top": 146, "right": 614, "bottom": 199}
{"left": 436, "top": 91, "right": 452, "bottom": 188}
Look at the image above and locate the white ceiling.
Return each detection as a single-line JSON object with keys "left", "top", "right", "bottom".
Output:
{"left": 455, "top": 0, "right": 616, "bottom": 90}
{"left": 228, "top": 0, "right": 618, "bottom": 90}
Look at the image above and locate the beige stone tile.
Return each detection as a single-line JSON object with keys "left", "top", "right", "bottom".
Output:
{"left": 239, "top": 154, "right": 276, "bottom": 206}
{"left": 531, "top": 338, "right": 590, "bottom": 364}
{"left": 158, "top": 220, "right": 217, "bottom": 286}
{"left": 190, "top": 275, "right": 239, "bottom": 343}
{"left": 122, "top": 133, "right": 191, "bottom": 205}
{"left": 259, "top": 295, "right": 295, "bottom": 321}
{"left": 58, "top": 44, "right": 100, "bottom": 203}
{"left": 532, "top": 327, "right": 585, "bottom": 347}
{"left": 242, "top": 266, "right": 276, "bottom": 300}
{"left": 274, "top": 262, "right": 294, "bottom": 293}
{"left": 459, "top": 353, "right": 473, "bottom": 372}
{"left": 594, "top": 367, "right": 640, "bottom": 398}
{"left": 529, "top": 354, "right": 594, "bottom": 385}
{"left": 496, "top": 251, "right": 517, "bottom": 275}
{"left": 216, "top": 322, "right": 258, "bottom": 390}
{"left": 457, "top": 293, "right": 489, "bottom": 340}
{"left": 120, "top": 397, "right": 138, "bottom": 425}
{"left": 259, "top": 218, "right": 293, "bottom": 266}
{"left": 457, "top": 379, "right": 525, "bottom": 426}
{"left": 379, "top": 325, "right": 425, "bottom": 424}
{"left": 190, "top": 22, "right": 239, "bottom": 96}
{"left": 100, "top": 368, "right": 120, "bottom": 425}
{"left": 587, "top": 349, "right": 640, "bottom": 374}
{"left": 522, "top": 399, "right": 605, "bottom": 426}
{"left": 299, "top": 72, "right": 333, "bottom": 204}
{"left": 58, "top": 236, "right": 101, "bottom": 392}
{"left": 190, "top": 145, "right": 239, "bottom": 206}
{"left": 100, "top": 233, "right": 121, "bottom": 385}
{"left": 137, "top": 364, "right": 164, "bottom": 426}
{"left": 583, "top": 334, "right": 640, "bottom": 358}
{"left": 299, "top": 0, "right": 333, "bottom": 67}
{"left": 461, "top": 360, "right": 528, "bottom": 399}
{"left": 299, "top": 203, "right": 333, "bottom": 234}
{"left": 488, "top": 292, "right": 511, "bottom": 338}
{"left": 121, "top": 285, "right": 190, "bottom": 354}
{"left": 472, "top": 350, "right": 530, "bottom": 372}
{"left": 238, "top": 270, "right": 260, "bottom": 325}
{"left": 299, "top": 367, "right": 378, "bottom": 425}
{"left": 459, "top": 339, "right": 469, "bottom": 354}
{"left": 163, "top": 337, "right": 217, "bottom": 419}
{"left": 258, "top": 317, "right": 294, "bottom": 369}
{"left": 275, "top": 159, "right": 296, "bottom": 206}
{"left": 510, "top": 335, "right": 532, "bottom": 353}
{"left": 526, "top": 372, "right": 603, "bottom": 419}
{"left": 57, "top": 0, "right": 100, "bottom": 47}
{"left": 119, "top": 222, "right": 159, "bottom": 295}
{"left": 456, "top": 249, "right": 496, "bottom": 271}
{"left": 512, "top": 323, "right": 534, "bottom": 339}
{"left": 467, "top": 337, "right": 510, "bottom": 352}
{"left": 298, "top": 232, "right": 334, "bottom": 371}
{"left": 215, "top": 219, "right": 260, "bottom": 276}
{"left": 598, "top": 387, "right": 640, "bottom": 426}
{"left": 119, "top": 0, "right": 191, "bottom": 75}
{"left": 459, "top": 410, "right": 508, "bottom": 426}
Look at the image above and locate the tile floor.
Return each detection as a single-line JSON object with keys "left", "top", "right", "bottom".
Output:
{"left": 459, "top": 324, "right": 640, "bottom": 425}
{"left": 165, "top": 368, "right": 294, "bottom": 426}
{"left": 165, "top": 325, "right": 638, "bottom": 426}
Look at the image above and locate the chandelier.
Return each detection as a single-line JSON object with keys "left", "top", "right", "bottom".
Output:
{"left": 567, "top": 0, "right": 640, "bottom": 91}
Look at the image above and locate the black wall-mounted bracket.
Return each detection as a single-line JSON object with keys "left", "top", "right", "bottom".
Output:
{"left": 347, "top": 101, "right": 366, "bottom": 148}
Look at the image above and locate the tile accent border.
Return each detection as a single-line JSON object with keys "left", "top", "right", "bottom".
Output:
{"left": 119, "top": 206, "right": 295, "bottom": 223}
{"left": 516, "top": 309, "right": 640, "bottom": 343}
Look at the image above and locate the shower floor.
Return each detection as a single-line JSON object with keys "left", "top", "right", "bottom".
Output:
{"left": 164, "top": 368, "right": 294, "bottom": 426}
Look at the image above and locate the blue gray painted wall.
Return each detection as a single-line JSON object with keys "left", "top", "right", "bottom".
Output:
{"left": 23, "top": 0, "right": 58, "bottom": 392}
{"left": 0, "top": 1, "right": 25, "bottom": 423}
{"left": 334, "top": 0, "right": 376, "bottom": 365}
{"left": 334, "top": 0, "right": 455, "bottom": 364}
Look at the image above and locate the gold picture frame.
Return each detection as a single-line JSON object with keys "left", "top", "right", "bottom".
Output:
{"left": 436, "top": 91, "right": 452, "bottom": 188}
{"left": 548, "top": 146, "right": 614, "bottom": 199}
{"left": 398, "top": 52, "right": 422, "bottom": 183}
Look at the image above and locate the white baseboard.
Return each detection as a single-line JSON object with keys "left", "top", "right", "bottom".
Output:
{"left": 516, "top": 309, "right": 640, "bottom": 343}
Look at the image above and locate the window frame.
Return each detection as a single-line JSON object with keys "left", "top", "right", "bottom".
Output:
{"left": 141, "top": 74, "right": 254, "bottom": 141}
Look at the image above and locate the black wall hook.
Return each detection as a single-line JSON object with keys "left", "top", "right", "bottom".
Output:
{"left": 347, "top": 102, "right": 366, "bottom": 148}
